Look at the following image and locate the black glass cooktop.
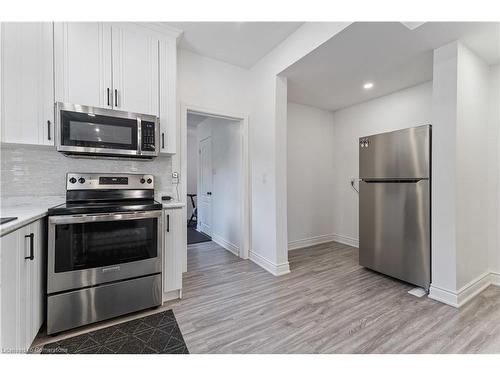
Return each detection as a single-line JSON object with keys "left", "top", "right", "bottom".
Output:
{"left": 48, "top": 199, "right": 163, "bottom": 216}
{"left": 1, "top": 217, "right": 18, "bottom": 225}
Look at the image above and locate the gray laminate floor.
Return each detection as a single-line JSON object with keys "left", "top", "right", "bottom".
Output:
{"left": 171, "top": 240, "right": 500, "bottom": 353}
{"left": 34, "top": 240, "right": 500, "bottom": 354}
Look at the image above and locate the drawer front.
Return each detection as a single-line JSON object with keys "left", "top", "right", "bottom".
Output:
{"left": 47, "top": 273, "right": 161, "bottom": 334}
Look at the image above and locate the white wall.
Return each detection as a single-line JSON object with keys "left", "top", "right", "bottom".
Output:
{"left": 178, "top": 24, "right": 352, "bottom": 275}
{"left": 248, "top": 23, "right": 351, "bottom": 274}
{"left": 330, "top": 82, "right": 433, "bottom": 244}
{"left": 178, "top": 49, "right": 250, "bottom": 115}
{"left": 430, "top": 42, "right": 460, "bottom": 294}
{"left": 428, "top": 41, "right": 496, "bottom": 307}
{"left": 211, "top": 119, "right": 242, "bottom": 250}
{"left": 177, "top": 48, "right": 251, "bottom": 269}
{"left": 487, "top": 64, "right": 500, "bottom": 276}
{"left": 186, "top": 124, "right": 199, "bottom": 214}
{"left": 195, "top": 117, "right": 242, "bottom": 251}
{"left": 287, "top": 102, "right": 335, "bottom": 247}
{"left": 455, "top": 44, "right": 491, "bottom": 290}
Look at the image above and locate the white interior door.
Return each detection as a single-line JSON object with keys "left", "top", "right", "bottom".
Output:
{"left": 198, "top": 137, "right": 213, "bottom": 237}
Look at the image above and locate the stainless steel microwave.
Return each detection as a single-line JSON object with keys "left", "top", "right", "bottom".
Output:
{"left": 56, "top": 102, "right": 160, "bottom": 158}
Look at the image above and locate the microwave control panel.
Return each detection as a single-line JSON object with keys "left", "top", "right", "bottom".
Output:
{"left": 141, "top": 120, "right": 156, "bottom": 152}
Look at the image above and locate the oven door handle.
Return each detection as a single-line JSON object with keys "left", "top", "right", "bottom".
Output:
{"left": 49, "top": 210, "right": 162, "bottom": 225}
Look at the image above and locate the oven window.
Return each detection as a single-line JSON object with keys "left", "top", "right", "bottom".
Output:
{"left": 54, "top": 218, "right": 158, "bottom": 273}
{"left": 60, "top": 110, "right": 138, "bottom": 150}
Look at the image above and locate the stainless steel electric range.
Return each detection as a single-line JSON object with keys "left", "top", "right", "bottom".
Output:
{"left": 47, "top": 173, "right": 163, "bottom": 334}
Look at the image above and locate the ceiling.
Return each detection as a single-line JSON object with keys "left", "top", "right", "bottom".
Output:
{"left": 283, "top": 22, "right": 500, "bottom": 111}
{"left": 164, "top": 22, "right": 303, "bottom": 68}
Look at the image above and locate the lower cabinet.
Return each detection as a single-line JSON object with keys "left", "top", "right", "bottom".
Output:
{"left": 0, "top": 219, "right": 45, "bottom": 353}
{"left": 163, "top": 208, "right": 183, "bottom": 300}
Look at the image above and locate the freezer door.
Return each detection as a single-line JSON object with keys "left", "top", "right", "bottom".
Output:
{"left": 359, "top": 179, "right": 430, "bottom": 289}
{"left": 359, "top": 125, "right": 430, "bottom": 179}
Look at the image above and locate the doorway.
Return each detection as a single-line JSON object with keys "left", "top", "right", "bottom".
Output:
{"left": 182, "top": 106, "right": 250, "bottom": 272}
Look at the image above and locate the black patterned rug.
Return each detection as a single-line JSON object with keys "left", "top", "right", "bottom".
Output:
{"left": 41, "top": 310, "right": 189, "bottom": 354}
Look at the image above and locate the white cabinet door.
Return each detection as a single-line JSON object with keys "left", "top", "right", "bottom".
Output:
{"left": 163, "top": 208, "right": 183, "bottom": 294}
{"left": 54, "top": 22, "right": 112, "bottom": 109}
{"left": 0, "top": 229, "right": 20, "bottom": 352}
{"left": 111, "top": 25, "right": 158, "bottom": 115}
{"left": 1, "top": 22, "right": 54, "bottom": 145}
{"left": 159, "top": 38, "right": 177, "bottom": 154}
{"left": 28, "top": 220, "right": 44, "bottom": 343}
{"left": 0, "top": 219, "right": 45, "bottom": 353}
{"left": 19, "top": 223, "right": 35, "bottom": 352}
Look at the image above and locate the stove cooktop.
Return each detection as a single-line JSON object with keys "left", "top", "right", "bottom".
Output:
{"left": 48, "top": 199, "right": 163, "bottom": 216}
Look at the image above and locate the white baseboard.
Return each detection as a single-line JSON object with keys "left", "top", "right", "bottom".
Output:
{"left": 490, "top": 271, "right": 500, "bottom": 286}
{"left": 162, "top": 289, "right": 181, "bottom": 303}
{"left": 428, "top": 285, "right": 459, "bottom": 307}
{"left": 288, "top": 233, "right": 359, "bottom": 251}
{"left": 249, "top": 250, "right": 290, "bottom": 276}
{"left": 212, "top": 233, "right": 239, "bottom": 256}
{"left": 429, "top": 271, "right": 498, "bottom": 308}
{"left": 332, "top": 233, "right": 359, "bottom": 248}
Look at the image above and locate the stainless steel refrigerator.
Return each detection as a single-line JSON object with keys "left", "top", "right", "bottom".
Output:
{"left": 359, "top": 125, "right": 431, "bottom": 290}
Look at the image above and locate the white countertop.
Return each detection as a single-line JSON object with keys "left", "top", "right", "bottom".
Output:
{"left": 0, "top": 196, "right": 65, "bottom": 237}
{"left": 161, "top": 201, "right": 185, "bottom": 209}
{"left": 154, "top": 193, "right": 185, "bottom": 209}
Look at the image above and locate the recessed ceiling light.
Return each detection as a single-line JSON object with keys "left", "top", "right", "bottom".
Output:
{"left": 363, "top": 82, "right": 374, "bottom": 90}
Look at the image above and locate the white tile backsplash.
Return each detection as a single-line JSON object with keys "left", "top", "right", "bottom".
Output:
{"left": 0, "top": 144, "right": 173, "bottom": 197}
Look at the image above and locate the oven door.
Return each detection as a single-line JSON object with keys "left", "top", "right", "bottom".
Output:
{"left": 48, "top": 210, "right": 162, "bottom": 294}
{"left": 56, "top": 103, "right": 141, "bottom": 157}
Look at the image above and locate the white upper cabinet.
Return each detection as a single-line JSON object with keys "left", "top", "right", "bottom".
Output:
{"left": 2, "top": 22, "right": 178, "bottom": 152}
{"left": 159, "top": 38, "right": 177, "bottom": 154}
{"left": 55, "top": 23, "right": 160, "bottom": 116}
{"left": 1, "top": 22, "right": 54, "bottom": 145}
{"left": 112, "top": 25, "right": 159, "bottom": 115}
{"left": 54, "top": 22, "right": 113, "bottom": 109}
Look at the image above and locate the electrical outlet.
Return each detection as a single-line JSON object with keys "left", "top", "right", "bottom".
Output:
{"left": 172, "top": 171, "right": 179, "bottom": 184}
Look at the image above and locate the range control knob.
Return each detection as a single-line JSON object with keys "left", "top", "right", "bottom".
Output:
{"left": 140, "top": 178, "right": 146, "bottom": 184}
{"left": 78, "top": 177, "right": 86, "bottom": 184}
{"left": 147, "top": 178, "right": 152, "bottom": 184}
{"left": 69, "top": 177, "right": 77, "bottom": 184}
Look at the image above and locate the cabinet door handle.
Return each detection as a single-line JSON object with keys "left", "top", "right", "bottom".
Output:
{"left": 166, "top": 214, "right": 170, "bottom": 232}
{"left": 162, "top": 133, "right": 165, "bottom": 149}
{"left": 47, "top": 120, "right": 51, "bottom": 140}
{"left": 115, "top": 89, "right": 118, "bottom": 107}
{"left": 107, "top": 88, "right": 110, "bottom": 106}
{"left": 24, "top": 233, "right": 34, "bottom": 261}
